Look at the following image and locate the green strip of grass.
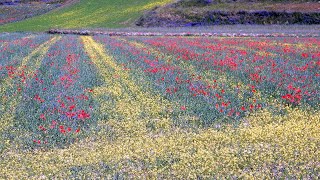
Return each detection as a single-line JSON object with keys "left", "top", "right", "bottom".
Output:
{"left": 0, "top": 0, "right": 172, "bottom": 32}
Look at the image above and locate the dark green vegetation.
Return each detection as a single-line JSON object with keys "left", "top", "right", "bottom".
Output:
{"left": 180, "top": 0, "right": 318, "bottom": 6}
{"left": 176, "top": 0, "right": 319, "bottom": 12}
{"left": 136, "top": 0, "right": 320, "bottom": 27}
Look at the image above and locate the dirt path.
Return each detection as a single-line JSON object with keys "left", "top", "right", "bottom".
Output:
{"left": 47, "top": 26, "right": 320, "bottom": 37}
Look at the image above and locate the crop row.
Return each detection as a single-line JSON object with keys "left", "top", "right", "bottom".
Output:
{"left": 0, "top": 34, "right": 319, "bottom": 178}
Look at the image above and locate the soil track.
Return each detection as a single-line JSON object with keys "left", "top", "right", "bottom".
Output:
{"left": 47, "top": 26, "right": 320, "bottom": 37}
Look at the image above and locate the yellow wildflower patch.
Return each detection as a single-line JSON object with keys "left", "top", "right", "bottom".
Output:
{"left": 0, "top": 106, "right": 318, "bottom": 179}
{"left": 81, "top": 36, "right": 170, "bottom": 120}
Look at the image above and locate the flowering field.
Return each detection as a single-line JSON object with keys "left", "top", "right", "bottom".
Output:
{"left": 0, "top": 33, "right": 319, "bottom": 178}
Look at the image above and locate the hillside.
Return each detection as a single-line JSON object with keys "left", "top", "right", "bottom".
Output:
{"left": 137, "top": 0, "right": 320, "bottom": 27}
{"left": 0, "top": 0, "right": 319, "bottom": 32}
{"left": 0, "top": 0, "right": 173, "bottom": 32}
{"left": 0, "top": 0, "right": 69, "bottom": 26}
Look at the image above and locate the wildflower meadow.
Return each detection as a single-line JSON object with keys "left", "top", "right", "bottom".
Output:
{"left": 0, "top": 33, "right": 319, "bottom": 178}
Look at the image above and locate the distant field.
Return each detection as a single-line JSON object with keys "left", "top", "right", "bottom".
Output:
{"left": 0, "top": 33, "right": 319, "bottom": 178}
{"left": 175, "top": 1, "right": 320, "bottom": 12}
{"left": 0, "top": 0, "right": 173, "bottom": 32}
{"left": 0, "top": 2, "right": 62, "bottom": 25}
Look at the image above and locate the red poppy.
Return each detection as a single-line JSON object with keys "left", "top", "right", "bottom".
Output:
{"left": 60, "top": 102, "right": 65, "bottom": 108}
{"left": 301, "top": 53, "right": 308, "bottom": 58}
{"left": 39, "top": 125, "right": 46, "bottom": 131}
{"left": 52, "top": 120, "right": 57, "bottom": 126}
{"left": 166, "top": 88, "right": 171, "bottom": 94}
{"left": 251, "top": 88, "right": 256, "bottom": 93}
{"left": 40, "top": 114, "right": 46, "bottom": 120}
{"left": 75, "top": 128, "right": 80, "bottom": 133}
{"left": 77, "top": 110, "right": 90, "bottom": 120}
{"left": 60, "top": 129, "right": 66, "bottom": 134}
{"left": 69, "top": 105, "right": 76, "bottom": 111}
{"left": 221, "top": 102, "right": 229, "bottom": 107}
{"left": 34, "top": 94, "right": 45, "bottom": 103}
{"left": 66, "top": 112, "right": 76, "bottom": 118}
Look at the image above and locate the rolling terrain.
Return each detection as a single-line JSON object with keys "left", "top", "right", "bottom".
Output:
{"left": 0, "top": 0, "right": 319, "bottom": 179}
{"left": 1, "top": 0, "right": 319, "bottom": 32}
{"left": 0, "top": 0, "right": 173, "bottom": 32}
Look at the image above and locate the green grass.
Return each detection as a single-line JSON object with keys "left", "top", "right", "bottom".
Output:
{"left": 0, "top": 0, "right": 173, "bottom": 32}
